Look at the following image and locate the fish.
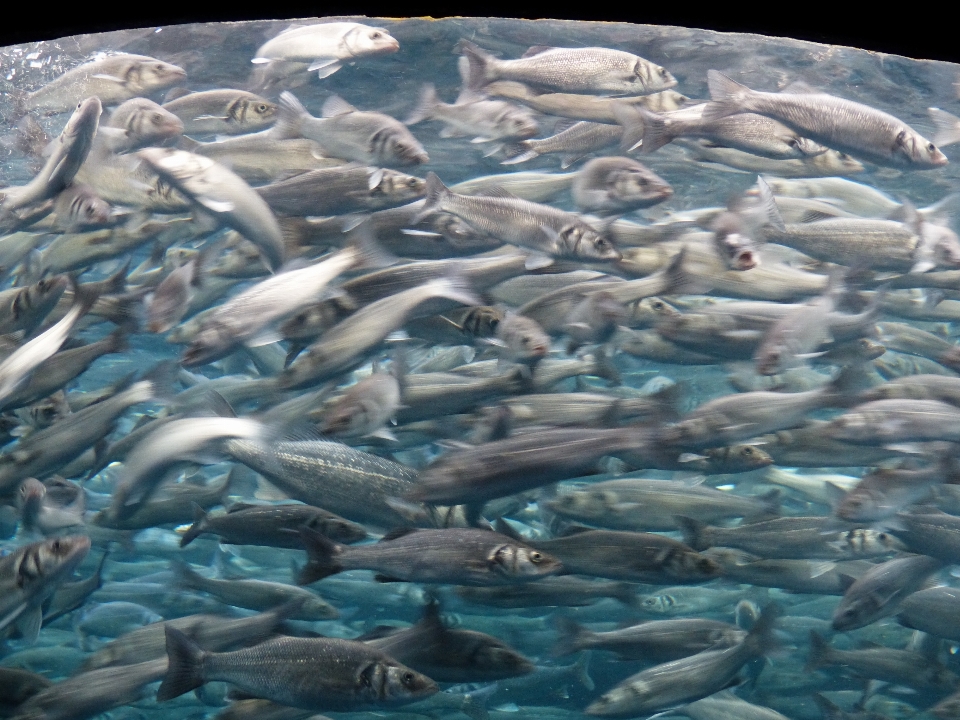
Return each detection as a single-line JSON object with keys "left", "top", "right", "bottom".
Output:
{"left": 0, "top": 535, "right": 91, "bottom": 642}
{"left": 252, "top": 22, "right": 399, "bottom": 79}
{"left": 298, "top": 526, "right": 563, "bottom": 585}
{"left": 416, "top": 172, "right": 620, "bottom": 267}
{"left": 460, "top": 41, "right": 677, "bottom": 95}
{"left": 162, "top": 89, "right": 277, "bottom": 135}
{"left": 103, "top": 97, "right": 184, "bottom": 152}
{"left": 21, "top": 54, "right": 186, "bottom": 114}
{"left": 137, "top": 148, "right": 285, "bottom": 271}
{"left": 275, "top": 92, "right": 428, "bottom": 166}
{"left": 831, "top": 553, "right": 943, "bottom": 631}
{"left": 704, "top": 71, "right": 947, "bottom": 168}
{"left": 405, "top": 83, "right": 540, "bottom": 142}
{"left": 570, "top": 156, "right": 673, "bottom": 214}
{"left": 584, "top": 604, "right": 781, "bottom": 717}
{"left": 1, "top": 97, "right": 102, "bottom": 217}
{"left": 156, "top": 628, "right": 438, "bottom": 709}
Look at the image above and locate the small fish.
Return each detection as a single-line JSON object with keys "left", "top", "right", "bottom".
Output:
{"left": 405, "top": 83, "right": 539, "bottom": 142}
{"left": 163, "top": 89, "right": 277, "bottom": 135}
{"left": 252, "top": 22, "right": 399, "bottom": 79}
{"left": 571, "top": 156, "right": 673, "bottom": 215}
{"left": 103, "top": 97, "right": 184, "bottom": 152}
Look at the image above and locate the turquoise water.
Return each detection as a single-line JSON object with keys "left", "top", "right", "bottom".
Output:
{"left": 0, "top": 15, "right": 959, "bottom": 720}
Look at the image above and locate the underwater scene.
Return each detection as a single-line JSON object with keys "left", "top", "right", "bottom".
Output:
{"left": 4, "top": 13, "right": 960, "bottom": 720}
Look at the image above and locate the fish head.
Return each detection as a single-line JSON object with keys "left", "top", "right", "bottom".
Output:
{"left": 16, "top": 479, "right": 46, "bottom": 520}
{"left": 560, "top": 223, "right": 621, "bottom": 263}
{"left": 492, "top": 542, "right": 563, "bottom": 578}
{"left": 755, "top": 345, "right": 784, "bottom": 377}
{"left": 670, "top": 550, "right": 723, "bottom": 580}
{"left": 835, "top": 489, "right": 879, "bottom": 523}
{"left": 825, "top": 412, "right": 872, "bottom": 442}
{"left": 635, "top": 60, "right": 677, "bottom": 93}
{"left": 792, "top": 137, "right": 829, "bottom": 157}
{"left": 345, "top": 26, "right": 400, "bottom": 58}
{"left": 705, "top": 444, "right": 774, "bottom": 472}
{"left": 279, "top": 300, "right": 342, "bottom": 340}
{"left": 500, "top": 315, "right": 550, "bottom": 361}
{"left": 500, "top": 108, "right": 540, "bottom": 139}
{"left": 544, "top": 489, "right": 611, "bottom": 519}
{"left": 135, "top": 58, "right": 188, "bottom": 89}
{"left": 378, "top": 662, "right": 438, "bottom": 702}
{"left": 831, "top": 592, "right": 879, "bottom": 631}
{"left": 896, "top": 128, "right": 949, "bottom": 168}
{"left": 611, "top": 166, "right": 673, "bottom": 206}
{"left": 639, "top": 593, "right": 675, "bottom": 613}
{"left": 239, "top": 97, "right": 278, "bottom": 125}
{"left": 67, "top": 187, "right": 112, "bottom": 226}
{"left": 63, "top": 97, "right": 103, "bottom": 138}
{"left": 135, "top": 105, "right": 185, "bottom": 142}
{"left": 382, "top": 132, "right": 429, "bottom": 166}
{"left": 374, "top": 171, "right": 426, "bottom": 201}
{"left": 630, "top": 297, "right": 680, "bottom": 328}
{"left": 15, "top": 535, "right": 92, "bottom": 591}
{"left": 584, "top": 291, "right": 628, "bottom": 326}
{"left": 180, "top": 323, "right": 234, "bottom": 367}
{"left": 586, "top": 680, "right": 651, "bottom": 716}
{"left": 461, "top": 305, "right": 505, "bottom": 338}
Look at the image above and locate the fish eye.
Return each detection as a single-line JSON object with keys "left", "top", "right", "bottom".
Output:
{"left": 77, "top": 102, "right": 82, "bottom": 109}
{"left": 529, "top": 551, "right": 543, "bottom": 564}
{"left": 151, "top": 113, "right": 164, "bottom": 125}
{"left": 928, "top": 142, "right": 937, "bottom": 152}
{"left": 402, "top": 671, "right": 414, "bottom": 685}
{"left": 258, "top": 104, "right": 269, "bottom": 112}
{"left": 878, "top": 532, "right": 889, "bottom": 540}
{"left": 407, "top": 178, "right": 418, "bottom": 187}
{"left": 489, "top": 318, "right": 499, "bottom": 330}
{"left": 372, "top": 31, "right": 383, "bottom": 39}
{"left": 743, "top": 447, "right": 753, "bottom": 454}
{"left": 521, "top": 335, "right": 531, "bottom": 346}
{"left": 51, "top": 540, "right": 61, "bottom": 552}
{"left": 660, "top": 68, "right": 669, "bottom": 77}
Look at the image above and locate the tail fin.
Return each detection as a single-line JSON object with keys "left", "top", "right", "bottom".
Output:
{"left": 156, "top": 626, "right": 207, "bottom": 701}
{"left": 405, "top": 84, "right": 439, "bottom": 125}
{"left": 572, "top": 651, "right": 594, "bottom": 691}
{"left": 346, "top": 221, "right": 396, "bottom": 271}
{"left": 702, "top": 70, "right": 753, "bottom": 123}
{"left": 552, "top": 616, "right": 590, "bottom": 656}
{"left": 661, "top": 246, "right": 713, "bottom": 296}
{"left": 273, "top": 92, "right": 308, "bottom": 140}
{"left": 297, "top": 526, "right": 344, "bottom": 584}
{"left": 811, "top": 693, "right": 845, "bottom": 720}
{"left": 611, "top": 582, "right": 638, "bottom": 608}
{"left": 743, "top": 603, "right": 782, "bottom": 658}
{"left": 804, "top": 630, "right": 833, "bottom": 673}
{"left": 590, "top": 347, "right": 621, "bottom": 386}
{"left": 500, "top": 142, "right": 538, "bottom": 165}
{"left": 613, "top": 103, "right": 672, "bottom": 154}
{"left": 458, "top": 41, "right": 494, "bottom": 92}
{"left": 929, "top": 107, "right": 960, "bottom": 148}
{"left": 178, "top": 503, "right": 208, "bottom": 547}
{"left": 755, "top": 176, "right": 786, "bottom": 232}
{"left": 426, "top": 274, "right": 483, "bottom": 309}
{"left": 411, "top": 172, "right": 451, "bottom": 224}
{"left": 674, "top": 515, "right": 709, "bottom": 550}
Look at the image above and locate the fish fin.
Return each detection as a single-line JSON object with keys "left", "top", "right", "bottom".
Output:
{"left": 411, "top": 171, "right": 451, "bottom": 224}
{"left": 321, "top": 94, "right": 356, "bottom": 118}
{"left": 470, "top": 136, "right": 495, "bottom": 144}
{"left": 273, "top": 92, "right": 309, "bottom": 139}
{"left": 178, "top": 503, "right": 207, "bottom": 547}
{"left": 702, "top": 70, "right": 752, "bottom": 122}
{"left": 250, "top": 57, "right": 271, "bottom": 64}
{"left": 524, "top": 253, "right": 554, "bottom": 270}
{"left": 805, "top": 630, "right": 833, "bottom": 672}
{"left": 307, "top": 57, "right": 339, "bottom": 73}
{"left": 500, "top": 144, "right": 538, "bottom": 165}
{"left": 365, "top": 427, "right": 398, "bottom": 442}
{"left": 405, "top": 83, "right": 438, "bottom": 125}
{"left": 246, "top": 329, "right": 284, "bottom": 347}
{"left": 551, "top": 616, "right": 588, "bottom": 656}
{"left": 380, "top": 527, "right": 420, "bottom": 542}
{"left": 296, "top": 526, "right": 344, "bottom": 584}
{"left": 156, "top": 626, "right": 207, "bottom": 701}
{"left": 458, "top": 40, "right": 494, "bottom": 92}
{"left": 195, "top": 197, "right": 235, "bottom": 213}
{"left": 781, "top": 80, "right": 818, "bottom": 94}
{"left": 522, "top": 45, "right": 555, "bottom": 58}
{"left": 90, "top": 73, "right": 125, "bottom": 83}
{"left": 929, "top": 107, "right": 960, "bottom": 148}
{"left": 366, "top": 167, "right": 385, "bottom": 190}
{"left": 573, "top": 651, "right": 594, "bottom": 691}
{"left": 673, "top": 516, "right": 709, "bottom": 550}
{"left": 809, "top": 561, "right": 837, "bottom": 578}
{"left": 493, "top": 517, "right": 526, "bottom": 542}
{"left": 755, "top": 176, "right": 786, "bottom": 232}
{"left": 15, "top": 606, "right": 42, "bottom": 643}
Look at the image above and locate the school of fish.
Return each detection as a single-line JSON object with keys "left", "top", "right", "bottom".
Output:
{"left": 2, "top": 14, "right": 960, "bottom": 720}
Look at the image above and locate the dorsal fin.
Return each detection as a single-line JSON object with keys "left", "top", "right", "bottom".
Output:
{"left": 781, "top": 80, "right": 818, "bottom": 94}
{"left": 380, "top": 527, "right": 420, "bottom": 542}
{"left": 522, "top": 45, "right": 556, "bottom": 58}
{"left": 477, "top": 184, "right": 521, "bottom": 200}
{"left": 558, "top": 524, "right": 595, "bottom": 537}
{"left": 356, "top": 625, "right": 403, "bottom": 641}
{"left": 322, "top": 95, "right": 357, "bottom": 118}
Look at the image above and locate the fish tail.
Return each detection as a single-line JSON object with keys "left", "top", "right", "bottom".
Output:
{"left": 744, "top": 603, "right": 782, "bottom": 658}
{"left": 573, "top": 651, "right": 595, "bottom": 691}
{"left": 156, "top": 626, "right": 207, "bottom": 701}
{"left": 661, "top": 246, "right": 712, "bottom": 296}
{"left": 590, "top": 347, "right": 621, "bottom": 386}
{"left": 412, "top": 172, "right": 452, "bottom": 224}
{"left": 106, "top": 328, "right": 129, "bottom": 354}
{"left": 673, "top": 515, "right": 709, "bottom": 550}
{"left": 613, "top": 103, "right": 671, "bottom": 154}
{"left": 811, "top": 694, "right": 845, "bottom": 720}
{"left": 458, "top": 41, "right": 494, "bottom": 92}
{"left": 296, "top": 526, "right": 345, "bottom": 584}
{"left": 804, "top": 630, "right": 832, "bottom": 673}
{"left": 755, "top": 176, "right": 786, "bottom": 232}
{"left": 551, "top": 616, "right": 589, "bottom": 656}
{"left": 702, "top": 70, "right": 753, "bottom": 122}
{"left": 169, "top": 559, "right": 200, "bottom": 588}
{"left": 346, "top": 221, "right": 397, "bottom": 271}
{"left": 178, "top": 503, "right": 207, "bottom": 547}
{"left": 273, "top": 91, "right": 308, "bottom": 139}
{"left": 612, "top": 582, "right": 639, "bottom": 608}
{"left": 929, "top": 108, "right": 960, "bottom": 148}
{"left": 500, "top": 142, "right": 538, "bottom": 165}
{"left": 405, "top": 83, "right": 439, "bottom": 125}
{"left": 429, "top": 272, "right": 483, "bottom": 309}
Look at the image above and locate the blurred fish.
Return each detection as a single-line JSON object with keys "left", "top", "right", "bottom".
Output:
{"left": 163, "top": 89, "right": 277, "bottom": 135}
{"left": 252, "top": 22, "right": 399, "bottom": 79}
